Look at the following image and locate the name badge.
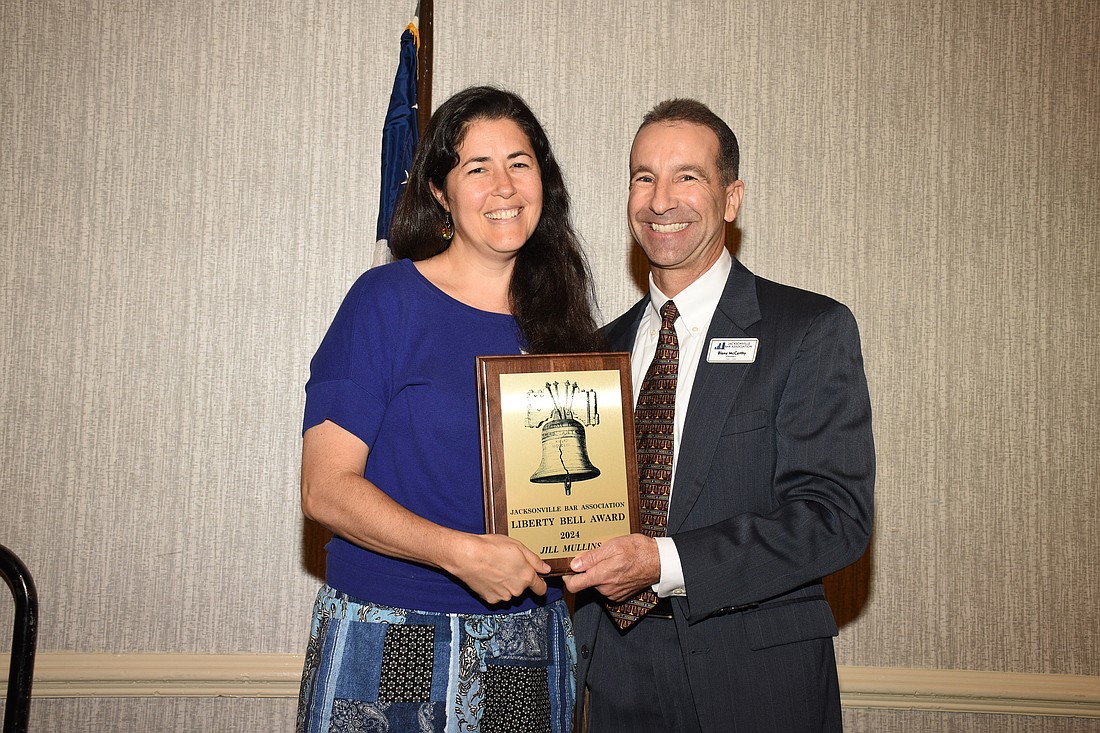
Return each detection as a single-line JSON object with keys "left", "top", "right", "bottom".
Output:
{"left": 707, "top": 338, "right": 758, "bottom": 364}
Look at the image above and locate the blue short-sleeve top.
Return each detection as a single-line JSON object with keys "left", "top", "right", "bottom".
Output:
{"left": 304, "top": 258, "right": 560, "bottom": 613}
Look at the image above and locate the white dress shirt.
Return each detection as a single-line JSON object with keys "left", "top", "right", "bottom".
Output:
{"left": 632, "top": 251, "right": 733, "bottom": 597}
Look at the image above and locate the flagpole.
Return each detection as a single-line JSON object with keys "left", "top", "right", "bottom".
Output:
{"left": 416, "top": 0, "right": 433, "bottom": 132}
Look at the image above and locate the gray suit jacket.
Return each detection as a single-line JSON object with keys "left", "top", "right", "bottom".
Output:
{"left": 573, "top": 258, "right": 875, "bottom": 730}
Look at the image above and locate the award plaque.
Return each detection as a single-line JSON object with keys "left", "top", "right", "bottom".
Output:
{"left": 476, "top": 352, "right": 641, "bottom": 574}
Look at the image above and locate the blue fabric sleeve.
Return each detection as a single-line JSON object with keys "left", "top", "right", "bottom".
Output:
{"left": 303, "top": 270, "right": 394, "bottom": 447}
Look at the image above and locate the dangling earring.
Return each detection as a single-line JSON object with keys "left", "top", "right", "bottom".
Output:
{"left": 440, "top": 212, "right": 454, "bottom": 241}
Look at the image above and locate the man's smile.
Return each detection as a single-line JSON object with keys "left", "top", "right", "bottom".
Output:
{"left": 648, "top": 221, "right": 690, "bottom": 233}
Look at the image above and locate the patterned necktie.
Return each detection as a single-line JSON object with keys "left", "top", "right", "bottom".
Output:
{"left": 607, "top": 299, "right": 679, "bottom": 630}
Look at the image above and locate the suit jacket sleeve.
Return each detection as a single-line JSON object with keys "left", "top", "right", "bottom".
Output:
{"left": 672, "top": 289, "right": 875, "bottom": 622}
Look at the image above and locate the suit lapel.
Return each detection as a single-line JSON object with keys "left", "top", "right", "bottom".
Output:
{"left": 604, "top": 296, "right": 648, "bottom": 351}
{"left": 667, "top": 260, "right": 762, "bottom": 532}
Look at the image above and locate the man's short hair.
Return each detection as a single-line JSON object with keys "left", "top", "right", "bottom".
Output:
{"left": 639, "top": 99, "right": 740, "bottom": 185}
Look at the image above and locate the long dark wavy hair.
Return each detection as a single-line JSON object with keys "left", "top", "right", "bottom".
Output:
{"left": 390, "top": 86, "right": 603, "bottom": 354}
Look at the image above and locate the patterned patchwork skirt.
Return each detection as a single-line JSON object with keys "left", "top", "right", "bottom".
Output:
{"left": 297, "top": 585, "right": 576, "bottom": 733}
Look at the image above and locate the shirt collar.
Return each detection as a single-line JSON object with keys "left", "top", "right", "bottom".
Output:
{"left": 647, "top": 250, "right": 732, "bottom": 332}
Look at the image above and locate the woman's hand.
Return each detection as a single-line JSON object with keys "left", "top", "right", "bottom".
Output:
{"left": 442, "top": 533, "right": 551, "bottom": 604}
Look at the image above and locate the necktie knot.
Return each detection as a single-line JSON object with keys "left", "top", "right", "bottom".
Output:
{"left": 659, "top": 300, "right": 678, "bottom": 330}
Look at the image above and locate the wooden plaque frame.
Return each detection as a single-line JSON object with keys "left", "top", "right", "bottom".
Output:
{"left": 476, "top": 352, "right": 640, "bottom": 575}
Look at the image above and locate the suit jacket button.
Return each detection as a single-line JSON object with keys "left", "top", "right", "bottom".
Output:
{"left": 580, "top": 645, "right": 590, "bottom": 660}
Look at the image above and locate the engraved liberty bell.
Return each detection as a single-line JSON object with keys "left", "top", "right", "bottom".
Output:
{"left": 529, "top": 381, "right": 601, "bottom": 496}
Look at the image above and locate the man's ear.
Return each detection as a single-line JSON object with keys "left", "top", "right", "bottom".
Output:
{"left": 724, "top": 179, "right": 745, "bottom": 223}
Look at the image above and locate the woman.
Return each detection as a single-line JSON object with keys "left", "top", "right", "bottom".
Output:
{"left": 296, "top": 86, "right": 602, "bottom": 733}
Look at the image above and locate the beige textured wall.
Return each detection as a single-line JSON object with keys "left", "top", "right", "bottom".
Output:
{"left": 3, "top": 0, "right": 1098, "bottom": 730}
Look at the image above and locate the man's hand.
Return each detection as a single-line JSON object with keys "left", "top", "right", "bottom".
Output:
{"left": 562, "top": 534, "right": 660, "bottom": 602}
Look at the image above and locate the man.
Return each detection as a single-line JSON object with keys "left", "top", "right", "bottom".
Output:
{"left": 564, "top": 99, "right": 875, "bottom": 732}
